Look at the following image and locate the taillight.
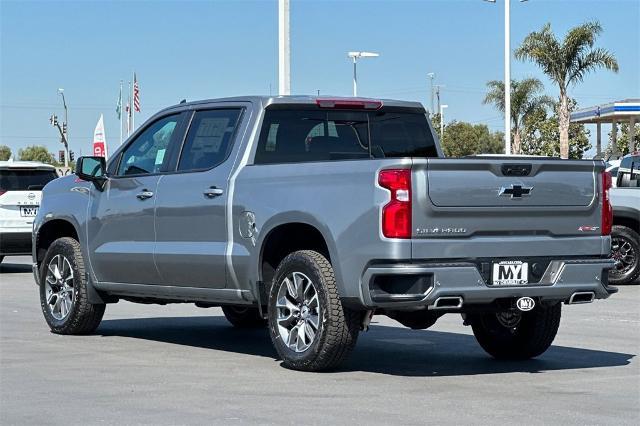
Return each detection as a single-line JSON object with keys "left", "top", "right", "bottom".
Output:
{"left": 378, "top": 169, "right": 411, "bottom": 238}
{"left": 601, "top": 171, "right": 613, "bottom": 236}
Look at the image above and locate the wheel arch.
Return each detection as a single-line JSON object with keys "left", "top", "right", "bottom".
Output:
{"left": 35, "top": 218, "right": 109, "bottom": 304}
{"left": 613, "top": 210, "right": 640, "bottom": 233}
{"left": 35, "top": 219, "right": 80, "bottom": 267}
{"left": 257, "top": 219, "right": 341, "bottom": 296}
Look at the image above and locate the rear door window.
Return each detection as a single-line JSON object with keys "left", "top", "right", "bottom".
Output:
{"left": 0, "top": 169, "right": 58, "bottom": 191}
{"left": 177, "top": 109, "right": 242, "bottom": 171}
{"left": 254, "top": 107, "right": 437, "bottom": 164}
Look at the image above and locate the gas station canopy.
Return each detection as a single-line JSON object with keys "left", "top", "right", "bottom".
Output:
{"left": 571, "top": 99, "right": 639, "bottom": 155}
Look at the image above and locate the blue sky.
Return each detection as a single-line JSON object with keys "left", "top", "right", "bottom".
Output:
{"left": 1, "top": 0, "right": 638, "bottom": 157}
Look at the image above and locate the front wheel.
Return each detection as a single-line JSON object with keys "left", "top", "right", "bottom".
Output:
{"left": 470, "top": 302, "right": 561, "bottom": 360}
{"left": 267, "top": 250, "right": 360, "bottom": 371}
{"left": 39, "top": 237, "right": 105, "bottom": 335}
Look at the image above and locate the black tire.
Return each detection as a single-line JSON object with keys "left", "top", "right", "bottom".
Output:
{"left": 609, "top": 225, "right": 640, "bottom": 285}
{"left": 267, "top": 250, "right": 360, "bottom": 371}
{"left": 471, "top": 302, "right": 561, "bottom": 360}
{"left": 222, "top": 305, "right": 267, "bottom": 328}
{"left": 39, "top": 237, "right": 105, "bottom": 335}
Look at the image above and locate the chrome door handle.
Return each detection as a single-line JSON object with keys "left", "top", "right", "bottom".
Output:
{"left": 203, "top": 187, "right": 224, "bottom": 198}
{"left": 136, "top": 190, "right": 154, "bottom": 200}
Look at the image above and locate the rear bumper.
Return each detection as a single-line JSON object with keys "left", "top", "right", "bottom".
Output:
{"left": 359, "top": 258, "right": 616, "bottom": 309}
{"left": 0, "top": 232, "right": 32, "bottom": 256}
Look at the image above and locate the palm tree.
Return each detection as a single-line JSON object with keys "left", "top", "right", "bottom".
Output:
{"left": 515, "top": 21, "right": 618, "bottom": 159}
{"left": 483, "top": 78, "right": 553, "bottom": 154}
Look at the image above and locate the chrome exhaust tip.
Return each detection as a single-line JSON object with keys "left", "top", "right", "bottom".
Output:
{"left": 568, "top": 291, "right": 595, "bottom": 305}
{"left": 431, "top": 296, "right": 463, "bottom": 310}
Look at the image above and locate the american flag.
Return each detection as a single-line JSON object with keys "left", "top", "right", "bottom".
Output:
{"left": 133, "top": 73, "right": 140, "bottom": 112}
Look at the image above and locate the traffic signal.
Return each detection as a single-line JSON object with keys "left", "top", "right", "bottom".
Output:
{"left": 69, "top": 151, "right": 74, "bottom": 162}
{"left": 58, "top": 150, "right": 64, "bottom": 164}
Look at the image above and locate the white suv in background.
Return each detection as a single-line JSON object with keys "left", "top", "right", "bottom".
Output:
{"left": 0, "top": 160, "right": 58, "bottom": 263}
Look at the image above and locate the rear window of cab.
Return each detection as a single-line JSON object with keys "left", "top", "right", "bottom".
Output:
{"left": 254, "top": 107, "right": 438, "bottom": 164}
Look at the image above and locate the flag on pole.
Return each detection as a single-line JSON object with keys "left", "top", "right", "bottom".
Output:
{"left": 133, "top": 73, "right": 140, "bottom": 112}
{"left": 93, "top": 114, "right": 107, "bottom": 159}
{"left": 126, "top": 81, "right": 132, "bottom": 136}
{"left": 116, "top": 84, "right": 122, "bottom": 120}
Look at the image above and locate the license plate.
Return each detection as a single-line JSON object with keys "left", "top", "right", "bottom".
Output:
{"left": 492, "top": 261, "right": 528, "bottom": 285}
{"left": 20, "top": 206, "right": 38, "bottom": 217}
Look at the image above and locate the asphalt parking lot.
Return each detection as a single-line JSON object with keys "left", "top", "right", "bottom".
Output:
{"left": 1, "top": 256, "right": 638, "bottom": 425}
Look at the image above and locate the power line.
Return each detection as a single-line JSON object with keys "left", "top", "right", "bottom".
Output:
{"left": 0, "top": 135, "right": 88, "bottom": 140}
{"left": 1, "top": 104, "right": 164, "bottom": 110}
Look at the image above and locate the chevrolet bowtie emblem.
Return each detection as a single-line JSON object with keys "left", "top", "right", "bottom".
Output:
{"left": 499, "top": 184, "right": 533, "bottom": 198}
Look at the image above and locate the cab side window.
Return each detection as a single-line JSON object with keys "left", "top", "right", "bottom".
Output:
{"left": 117, "top": 114, "right": 181, "bottom": 176}
{"left": 177, "top": 109, "right": 242, "bottom": 171}
{"left": 617, "top": 155, "right": 639, "bottom": 188}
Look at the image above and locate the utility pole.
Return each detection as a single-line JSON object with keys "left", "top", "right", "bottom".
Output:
{"left": 427, "top": 73, "right": 435, "bottom": 114}
{"left": 278, "top": 0, "right": 291, "bottom": 96}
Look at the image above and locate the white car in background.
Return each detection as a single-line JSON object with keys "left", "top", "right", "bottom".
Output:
{"left": 0, "top": 160, "right": 59, "bottom": 263}
{"left": 606, "top": 159, "right": 621, "bottom": 187}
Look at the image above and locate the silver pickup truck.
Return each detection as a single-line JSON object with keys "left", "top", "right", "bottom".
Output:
{"left": 33, "top": 96, "right": 616, "bottom": 371}
{"left": 610, "top": 153, "right": 640, "bottom": 285}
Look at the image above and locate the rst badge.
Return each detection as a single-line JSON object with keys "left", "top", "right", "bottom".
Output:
{"left": 492, "top": 260, "right": 529, "bottom": 285}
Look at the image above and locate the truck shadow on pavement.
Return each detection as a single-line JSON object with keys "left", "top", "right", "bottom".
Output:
{"left": 97, "top": 316, "right": 634, "bottom": 377}
{"left": 0, "top": 263, "right": 32, "bottom": 274}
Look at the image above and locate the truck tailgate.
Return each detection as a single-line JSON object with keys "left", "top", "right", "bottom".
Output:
{"left": 411, "top": 158, "right": 606, "bottom": 245}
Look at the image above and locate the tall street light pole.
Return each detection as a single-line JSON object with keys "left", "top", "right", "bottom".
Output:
{"left": 485, "top": 0, "right": 528, "bottom": 156}
{"left": 347, "top": 51, "right": 379, "bottom": 97}
{"left": 440, "top": 104, "right": 448, "bottom": 143}
{"left": 57, "top": 88, "right": 69, "bottom": 167}
{"left": 427, "top": 73, "right": 435, "bottom": 114}
{"left": 278, "top": 0, "right": 291, "bottom": 96}
{"left": 504, "top": 0, "right": 511, "bottom": 156}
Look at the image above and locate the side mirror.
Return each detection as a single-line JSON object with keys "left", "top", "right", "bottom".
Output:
{"left": 76, "top": 156, "right": 107, "bottom": 190}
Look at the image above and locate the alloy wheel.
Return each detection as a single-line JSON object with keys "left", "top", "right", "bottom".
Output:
{"left": 275, "top": 271, "right": 321, "bottom": 353}
{"left": 44, "top": 254, "right": 75, "bottom": 320}
{"left": 611, "top": 235, "right": 637, "bottom": 277}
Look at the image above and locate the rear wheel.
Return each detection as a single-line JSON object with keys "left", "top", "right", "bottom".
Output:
{"left": 609, "top": 225, "right": 640, "bottom": 285}
{"left": 39, "top": 237, "right": 105, "bottom": 334}
{"left": 222, "top": 306, "right": 267, "bottom": 328}
{"left": 267, "top": 250, "right": 360, "bottom": 371}
{"left": 471, "top": 303, "right": 561, "bottom": 360}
